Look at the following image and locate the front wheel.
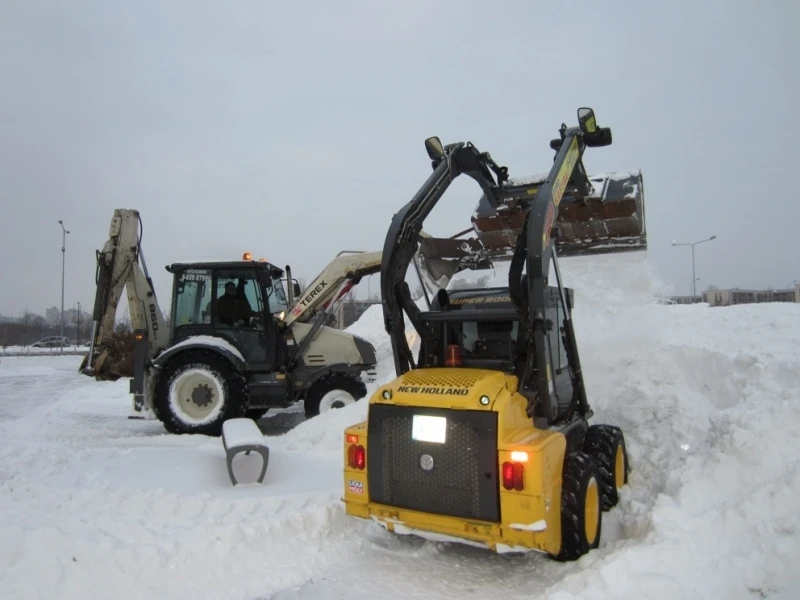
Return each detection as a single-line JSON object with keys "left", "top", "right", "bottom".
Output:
{"left": 153, "top": 350, "right": 247, "bottom": 436}
{"left": 303, "top": 372, "right": 367, "bottom": 419}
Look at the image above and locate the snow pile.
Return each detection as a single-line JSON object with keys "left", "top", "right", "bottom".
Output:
{"left": 278, "top": 300, "right": 420, "bottom": 453}
{"left": 1, "top": 251, "right": 800, "bottom": 599}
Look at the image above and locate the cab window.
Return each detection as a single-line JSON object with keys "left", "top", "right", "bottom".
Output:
{"left": 173, "top": 268, "right": 212, "bottom": 327}
{"left": 213, "top": 269, "right": 263, "bottom": 327}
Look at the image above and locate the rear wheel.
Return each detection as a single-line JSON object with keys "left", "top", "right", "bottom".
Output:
{"left": 582, "top": 424, "right": 629, "bottom": 510}
{"left": 551, "top": 452, "right": 602, "bottom": 562}
{"left": 303, "top": 372, "right": 367, "bottom": 419}
{"left": 153, "top": 350, "right": 247, "bottom": 436}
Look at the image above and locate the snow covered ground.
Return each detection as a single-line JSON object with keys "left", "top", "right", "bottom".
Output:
{"left": 1, "top": 252, "right": 799, "bottom": 600}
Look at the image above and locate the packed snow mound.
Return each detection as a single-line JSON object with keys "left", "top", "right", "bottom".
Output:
{"left": 284, "top": 252, "right": 670, "bottom": 451}
{"left": 2, "top": 251, "right": 800, "bottom": 599}
{"left": 277, "top": 299, "right": 423, "bottom": 454}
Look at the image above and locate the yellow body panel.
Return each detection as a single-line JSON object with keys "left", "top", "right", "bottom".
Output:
{"left": 342, "top": 367, "right": 567, "bottom": 556}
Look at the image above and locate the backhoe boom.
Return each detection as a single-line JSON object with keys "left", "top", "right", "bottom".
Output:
{"left": 81, "top": 209, "right": 168, "bottom": 379}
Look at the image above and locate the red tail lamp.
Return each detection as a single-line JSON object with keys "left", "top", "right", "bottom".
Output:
{"left": 445, "top": 344, "right": 462, "bottom": 367}
{"left": 502, "top": 460, "right": 525, "bottom": 491}
{"left": 348, "top": 443, "right": 366, "bottom": 470}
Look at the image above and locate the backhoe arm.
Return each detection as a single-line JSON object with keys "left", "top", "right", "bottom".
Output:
{"left": 81, "top": 209, "right": 168, "bottom": 380}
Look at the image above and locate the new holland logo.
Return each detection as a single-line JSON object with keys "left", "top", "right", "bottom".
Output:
{"left": 420, "top": 454, "right": 434, "bottom": 471}
{"left": 397, "top": 385, "right": 469, "bottom": 396}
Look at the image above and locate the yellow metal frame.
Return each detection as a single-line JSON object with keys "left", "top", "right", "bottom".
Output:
{"left": 342, "top": 367, "right": 568, "bottom": 556}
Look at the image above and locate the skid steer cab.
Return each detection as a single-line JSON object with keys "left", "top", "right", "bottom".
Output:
{"left": 342, "top": 107, "right": 634, "bottom": 561}
{"left": 131, "top": 256, "right": 376, "bottom": 436}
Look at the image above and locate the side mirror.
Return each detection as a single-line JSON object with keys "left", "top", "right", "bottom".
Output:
{"left": 577, "top": 107, "right": 597, "bottom": 134}
{"left": 577, "top": 107, "right": 613, "bottom": 147}
{"left": 293, "top": 282, "right": 302, "bottom": 296}
{"left": 425, "top": 136, "right": 445, "bottom": 160}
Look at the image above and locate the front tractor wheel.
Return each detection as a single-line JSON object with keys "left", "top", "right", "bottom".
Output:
{"left": 303, "top": 372, "right": 367, "bottom": 419}
{"left": 153, "top": 350, "right": 247, "bottom": 436}
{"left": 551, "top": 452, "right": 603, "bottom": 562}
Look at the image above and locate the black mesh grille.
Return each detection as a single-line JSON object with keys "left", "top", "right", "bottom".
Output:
{"left": 367, "top": 404, "right": 500, "bottom": 522}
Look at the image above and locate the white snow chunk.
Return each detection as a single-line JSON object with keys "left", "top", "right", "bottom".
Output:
{"left": 166, "top": 334, "right": 245, "bottom": 362}
{"left": 389, "top": 522, "right": 490, "bottom": 551}
{"left": 222, "top": 418, "right": 267, "bottom": 449}
{"left": 509, "top": 519, "right": 547, "bottom": 531}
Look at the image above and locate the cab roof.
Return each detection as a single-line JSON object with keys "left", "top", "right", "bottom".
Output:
{"left": 165, "top": 260, "right": 284, "bottom": 275}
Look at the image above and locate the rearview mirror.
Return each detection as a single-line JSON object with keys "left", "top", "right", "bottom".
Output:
{"left": 293, "top": 282, "right": 302, "bottom": 296}
{"left": 425, "top": 136, "right": 445, "bottom": 160}
{"left": 577, "top": 107, "right": 597, "bottom": 134}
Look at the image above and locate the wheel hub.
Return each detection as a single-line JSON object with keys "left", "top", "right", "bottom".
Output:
{"left": 584, "top": 476, "right": 600, "bottom": 545}
{"left": 191, "top": 383, "right": 214, "bottom": 407}
{"left": 319, "top": 389, "right": 356, "bottom": 413}
{"left": 169, "top": 369, "right": 223, "bottom": 422}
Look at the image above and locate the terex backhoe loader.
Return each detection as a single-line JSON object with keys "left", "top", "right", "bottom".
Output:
{"left": 79, "top": 210, "right": 393, "bottom": 435}
{"left": 343, "top": 107, "right": 642, "bottom": 561}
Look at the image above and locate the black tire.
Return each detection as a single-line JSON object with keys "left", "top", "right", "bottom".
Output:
{"left": 153, "top": 349, "right": 247, "bottom": 436}
{"left": 551, "top": 452, "right": 603, "bottom": 562}
{"left": 582, "top": 424, "right": 629, "bottom": 510}
{"left": 303, "top": 372, "right": 367, "bottom": 419}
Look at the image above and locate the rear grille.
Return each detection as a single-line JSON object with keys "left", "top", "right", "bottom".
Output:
{"left": 367, "top": 404, "right": 500, "bottom": 522}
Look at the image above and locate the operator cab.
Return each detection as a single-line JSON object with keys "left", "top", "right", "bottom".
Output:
{"left": 165, "top": 257, "right": 290, "bottom": 368}
{"left": 415, "top": 284, "right": 576, "bottom": 420}
{"left": 417, "top": 287, "right": 520, "bottom": 372}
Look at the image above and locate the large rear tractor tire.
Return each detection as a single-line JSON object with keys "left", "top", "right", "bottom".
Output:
{"left": 551, "top": 452, "right": 603, "bottom": 562}
{"left": 303, "top": 372, "right": 367, "bottom": 419}
{"left": 153, "top": 350, "right": 247, "bottom": 436}
{"left": 582, "top": 424, "right": 629, "bottom": 510}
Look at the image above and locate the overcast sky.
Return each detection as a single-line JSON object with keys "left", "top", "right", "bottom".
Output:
{"left": 1, "top": 0, "right": 798, "bottom": 318}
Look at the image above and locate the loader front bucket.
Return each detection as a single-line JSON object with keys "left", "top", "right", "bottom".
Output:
{"left": 471, "top": 169, "right": 647, "bottom": 258}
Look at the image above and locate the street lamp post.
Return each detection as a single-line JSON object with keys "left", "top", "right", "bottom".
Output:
{"left": 59, "top": 220, "right": 70, "bottom": 352}
{"left": 672, "top": 235, "right": 717, "bottom": 298}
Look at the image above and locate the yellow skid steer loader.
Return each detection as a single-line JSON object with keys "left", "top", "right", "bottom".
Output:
{"left": 342, "top": 107, "right": 642, "bottom": 560}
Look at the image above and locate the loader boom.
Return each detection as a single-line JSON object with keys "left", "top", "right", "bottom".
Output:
{"left": 381, "top": 107, "right": 643, "bottom": 425}
{"left": 284, "top": 240, "right": 451, "bottom": 327}
{"left": 81, "top": 209, "right": 169, "bottom": 379}
{"left": 284, "top": 250, "right": 383, "bottom": 327}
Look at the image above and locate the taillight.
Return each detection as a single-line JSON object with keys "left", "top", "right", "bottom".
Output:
{"left": 445, "top": 344, "right": 462, "bottom": 367}
{"left": 348, "top": 444, "right": 366, "bottom": 469}
{"left": 502, "top": 461, "right": 524, "bottom": 491}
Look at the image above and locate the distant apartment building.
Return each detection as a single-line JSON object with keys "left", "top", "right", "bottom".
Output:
{"left": 702, "top": 285, "right": 799, "bottom": 307}
{"left": 46, "top": 307, "right": 60, "bottom": 325}
{"left": 669, "top": 295, "right": 704, "bottom": 305}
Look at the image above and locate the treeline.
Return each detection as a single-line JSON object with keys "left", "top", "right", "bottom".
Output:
{"left": 0, "top": 311, "right": 132, "bottom": 347}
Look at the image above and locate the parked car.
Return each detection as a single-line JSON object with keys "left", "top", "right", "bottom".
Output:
{"left": 30, "top": 336, "right": 71, "bottom": 348}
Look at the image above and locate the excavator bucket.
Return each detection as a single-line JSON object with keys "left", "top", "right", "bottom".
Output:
{"left": 471, "top": 169, "right": 647, "bottom": 258}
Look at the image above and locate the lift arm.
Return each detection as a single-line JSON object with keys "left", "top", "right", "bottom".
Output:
{"left": 81, "top": 209, "right": 169, "bottom": 379}
{"left": 284, "top": 250, "right": 383, "bottom": 327}
{"left": 380, "top": 108, "right": 626, "bottom": 422}
{"left": 508, "top": 108, "right": 613, "bottom": 422}
{"left": 380, "top": 139, "right": 508, "bottom": 376}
